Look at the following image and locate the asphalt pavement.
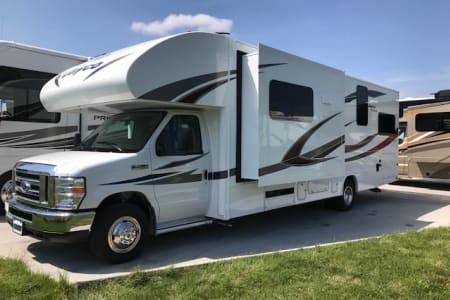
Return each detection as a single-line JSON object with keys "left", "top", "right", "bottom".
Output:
{"left": 0, "top": 183, "right": 449, "bottom": 284}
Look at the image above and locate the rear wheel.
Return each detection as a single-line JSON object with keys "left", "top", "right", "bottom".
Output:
{"left": 89, "top": 203, "right": 148, "bottom": 263}
{"left": 0, "top": 171, "right": 13, "bottom": 215}
{"left": 328, "top": 178, "right": 356, "bottom": 211}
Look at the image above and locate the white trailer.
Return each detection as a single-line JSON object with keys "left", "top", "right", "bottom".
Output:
{"left": 6, "top": 32, "right": 398, "bottom": 262}
{"left": 0, "top": 41, "right": 106, "bottom": 211}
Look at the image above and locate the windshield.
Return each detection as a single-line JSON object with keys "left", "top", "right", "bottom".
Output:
{"left": 76, "top": 111, "right": 166, "bottom": 153}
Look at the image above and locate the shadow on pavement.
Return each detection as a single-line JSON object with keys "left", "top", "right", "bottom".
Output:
{"left": 391, "top": 180, "right": 450, "bottom": 191}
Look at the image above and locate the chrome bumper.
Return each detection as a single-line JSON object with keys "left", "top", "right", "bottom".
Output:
{"left": 6, "top": 199, "right": 95, "bottom": 234}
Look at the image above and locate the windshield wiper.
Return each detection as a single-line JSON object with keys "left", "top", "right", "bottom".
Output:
{"left": 96, "top": 141, "right": 123, "bottom": 152}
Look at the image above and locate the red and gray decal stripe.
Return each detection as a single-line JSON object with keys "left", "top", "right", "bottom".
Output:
{"left": 345, "top": 131, "right": 398, "bottom": 162}
{"left": 345, "top": 134, "right": 377, "bottom": 153}
{"left": 259, "top": 112, "right": 344, "bottom": 176}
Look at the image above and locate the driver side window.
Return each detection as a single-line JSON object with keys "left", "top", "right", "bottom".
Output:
{"left": 156, "top": 115, "right": 203, "bottom": 156}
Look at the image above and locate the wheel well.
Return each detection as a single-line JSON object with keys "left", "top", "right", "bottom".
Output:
{"left": 345, "top": 176, "right": 358, "bottom": 192}
{"left": 96, "top": 192, "right": 156, "bottom": 235}
{"left": 0, "top": 170, "right": 12, "bottom": 183}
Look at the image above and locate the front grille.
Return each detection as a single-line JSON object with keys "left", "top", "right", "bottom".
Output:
{"left": 14, "top": 169, "right": 49, "bottom": 207}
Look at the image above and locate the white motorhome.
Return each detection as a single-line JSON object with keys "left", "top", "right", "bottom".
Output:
{"left": 0, "top": 41, "right": 105, "bottom": 212}
{"left": 6, "top": 32, "right": 398, "bottom": 262}
{"left": 398, "top": 100, "right": 450, "bottom": 182}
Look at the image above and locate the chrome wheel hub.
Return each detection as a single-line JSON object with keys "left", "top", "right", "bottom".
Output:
{"left": 108, "top": 216, "right": 141, "bottom": 253}
{"left": 343, "top": 186, "right": 353, "bottom": 206}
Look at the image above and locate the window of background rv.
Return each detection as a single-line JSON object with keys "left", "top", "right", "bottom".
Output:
{"left": 415, "top": 112, "right": 450, "bottom": 132}
{"left": 156, "top": 115, "right": 203, "bottom": 156}
{"left": 0, "top": 66, "right": 60, "bottom": 123}
{"left": 378, "top": 113, "right": 396, "bottom": 135}
{"left": 398, "top": 122, "right": 407, "bottom": 144}
{"left": 269, "top": 80, "right": 313, "bottom": 121}
{"left": 356, "top": 85, "right": 368, "bottom": 126}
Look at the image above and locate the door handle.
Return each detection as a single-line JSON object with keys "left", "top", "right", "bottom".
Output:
{"left": 376, "top": 160, "right": 382, "bottom": 172}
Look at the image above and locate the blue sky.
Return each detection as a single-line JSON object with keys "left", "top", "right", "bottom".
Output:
{"left": 1, "top": 0, "right": 450, "bottom": 98}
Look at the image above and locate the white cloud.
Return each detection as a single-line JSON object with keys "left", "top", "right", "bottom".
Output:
{"left": 131, "top": 14, "right": 233, "bottom": 36}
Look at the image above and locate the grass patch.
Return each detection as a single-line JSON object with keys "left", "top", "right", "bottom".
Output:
{"left": 2, "top": 227, "right": 450, "bottom": 299}
{"left": 79, "top": 227, "right": 450, "bottom": 299}
{"left": 0, "top": 258, "right": 74, "bottom": 300}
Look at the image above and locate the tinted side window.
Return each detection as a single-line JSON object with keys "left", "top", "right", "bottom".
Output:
{"left": 0, "top": 66, "right": 60, "bottom": 123}
{"left": 269, "top": 80, "right": 313, "bottom": 121}
{"left": 378, "top": 113, "right": 396, "bottom": 135}
{"left": 356, "top": 85, "right": 368, "bottom": 126}
{"left": 156, "top": 115, "right": 203, "bottom": 156}
{"left": 416, "top": 112, "right": 450, "bottom": 132}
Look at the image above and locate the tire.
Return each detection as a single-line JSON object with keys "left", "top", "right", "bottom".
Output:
{"left": 329, "top": 178, "right": 356, "bottom": 211}
{"left": 89, "top": 203, "right": 148, "bottom": 263}
{"left": 0, "top": 171, "right": 13, "bottom": 215}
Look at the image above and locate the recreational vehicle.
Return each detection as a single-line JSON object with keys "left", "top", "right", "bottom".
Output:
{"left": 5, "top": 32, "right": 399, "bottom": 262}
{"left": 0, "top": 41, "right": 105, "bottom": 213}
{"left": 398, "top": 100, "right": 450, "bottom": 182}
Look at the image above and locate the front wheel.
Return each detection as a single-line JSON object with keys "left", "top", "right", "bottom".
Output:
{"left": 0, "top": 171, "right": 13, "bottom": 215}
{"left": 89, "top": 203, "right": 148, "bottom": 263}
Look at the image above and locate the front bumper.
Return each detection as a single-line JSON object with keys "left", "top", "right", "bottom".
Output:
{"left": 6, "top": 199, "right": 95, "bottom": 243}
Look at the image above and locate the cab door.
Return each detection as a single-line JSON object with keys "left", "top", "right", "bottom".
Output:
{"left": 150, "top": 113, "right": 211, "bottom": 224}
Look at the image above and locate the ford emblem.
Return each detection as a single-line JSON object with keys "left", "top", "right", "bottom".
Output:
{"left": 21, "top": 180, "right": 31, "bottom": 192}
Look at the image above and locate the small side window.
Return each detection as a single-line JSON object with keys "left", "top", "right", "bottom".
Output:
{"left": 356, "top": 85, "right": 368, "bottom": 126}
{"left": 156, "top": 115, "right": 203, "bottom": 156}
{"left": 378, "top": 113, "right": 396, "bottom": 135}
{"left": 416, "top": 112, "right": 450, "bottom": 132}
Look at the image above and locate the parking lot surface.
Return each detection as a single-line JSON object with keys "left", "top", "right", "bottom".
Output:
{"left": 1, "top": 183, "right": 449, "bottom": 283}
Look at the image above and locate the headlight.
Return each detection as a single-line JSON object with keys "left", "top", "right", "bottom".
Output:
{"left": 54, "top": 177, "right": 86, "bottom": 210}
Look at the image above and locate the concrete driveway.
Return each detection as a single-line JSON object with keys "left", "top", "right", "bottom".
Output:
{"left": 0, "top": 183, "right": 449, "bottom": 284}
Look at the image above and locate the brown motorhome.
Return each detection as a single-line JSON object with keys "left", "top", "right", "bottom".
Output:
{"left": 398, "top": 101, "right": 450, "bottom": 182}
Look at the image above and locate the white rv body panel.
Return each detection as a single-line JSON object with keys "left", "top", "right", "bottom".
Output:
{"left": 0, "top": 41, "right": 109, "bottom": 206}
{"left": 256, "top": 44, "right": 345, "bottom": 187}
{"left": 7, "top": 33, "right": 398, "bottom": 262}
{"left": 344, "top": 77, "right": 398, "bottom": 191}
{"left": 0, "top": 112, "right": 79, "bottom": 171}
{"left": 16, "top": 150, "right": 161, "bottom": 217}
{"left": 0, "top": 41, "right": 85, "bottom": 74}
{"left": 41, "top": 33, "right": 232, "bottom": 112}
